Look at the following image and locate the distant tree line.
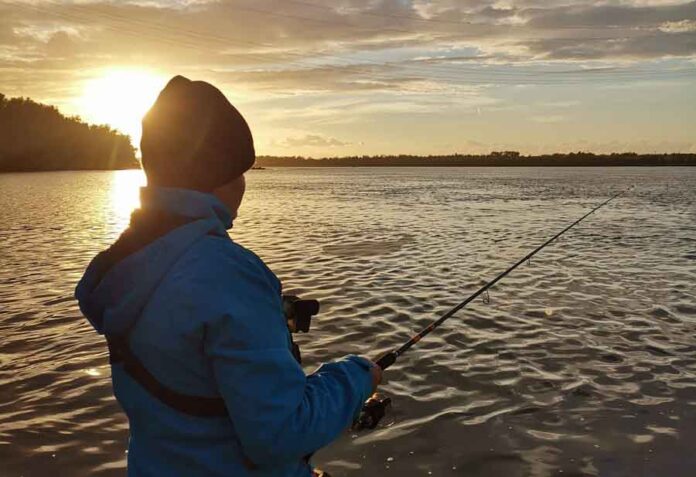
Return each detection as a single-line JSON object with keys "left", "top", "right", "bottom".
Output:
{"left": 0, "top": 93, "right": 138, "bottom": 172}
{"left": 1, "top": 93, "right": 694, "bottom": 172}
{"left": 256, "top": 152, "right": 696, "bottom": 168}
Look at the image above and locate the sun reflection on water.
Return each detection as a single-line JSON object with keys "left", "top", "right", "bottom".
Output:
{"left": 110, "top": 170, "right": 146, "bottom": 232}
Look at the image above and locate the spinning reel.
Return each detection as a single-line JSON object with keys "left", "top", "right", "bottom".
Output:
{"left": 353, "top": 393, "right": 392, "bottom": 431}
{"left": 282, "top": 294, "right": 393, "bottom": 430}
{"left": 283, "top": 294, "right": 320, "bottom": 365}
{"left": 283, "top": 295, "right": 320, "bottom": 334}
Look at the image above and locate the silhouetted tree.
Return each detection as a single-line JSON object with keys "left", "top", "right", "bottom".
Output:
{"left": 0, "top": 94, "right": 138, "bottom": 172}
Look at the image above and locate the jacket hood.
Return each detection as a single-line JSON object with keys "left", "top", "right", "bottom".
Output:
{"left": 75, "top": 186, "right": 232, "bottom": 335}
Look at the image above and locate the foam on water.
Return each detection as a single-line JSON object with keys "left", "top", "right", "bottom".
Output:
{"left": 1, "top": 167, "right": 695, "bottom": 476}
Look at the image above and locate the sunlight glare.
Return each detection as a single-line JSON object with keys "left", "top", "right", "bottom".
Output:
{"left": 79, "top": 69, "right": 167, "bottom": 147}
{"left": 110, "top": 169, "right": 146, "bottom": 233}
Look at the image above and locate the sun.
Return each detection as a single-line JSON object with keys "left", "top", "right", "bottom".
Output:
{"left": 78, "top": 68, "right": 167, "bottom": 148}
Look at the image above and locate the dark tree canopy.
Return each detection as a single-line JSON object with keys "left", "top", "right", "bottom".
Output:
{"left": 256, "top": 152, "right": 696, "bottom": 168}
{"left": 0, "top": 93, "right": 138, "bottom": 172}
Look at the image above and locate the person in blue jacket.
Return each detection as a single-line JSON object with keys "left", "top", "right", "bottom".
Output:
{"left": 75, "top": 75, "right": 381, "bottom": 477}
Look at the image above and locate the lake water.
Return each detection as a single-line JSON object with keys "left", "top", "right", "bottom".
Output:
{"left": 1, "top": 167, "right": 695, "bottom": 477}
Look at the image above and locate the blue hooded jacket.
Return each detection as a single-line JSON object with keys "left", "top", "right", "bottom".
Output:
{"left": 75, "top": 186, "right": 374, "bottom": 477}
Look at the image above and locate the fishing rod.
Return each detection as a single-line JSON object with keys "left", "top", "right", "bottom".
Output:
{"left": 355, "top": 187, "right": 632, "bottom": 429}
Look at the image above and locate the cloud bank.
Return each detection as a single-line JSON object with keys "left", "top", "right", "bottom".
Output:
{"left": 1, "top": 0, "right": 694, "bottom": 154}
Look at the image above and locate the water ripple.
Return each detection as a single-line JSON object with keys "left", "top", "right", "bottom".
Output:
{"left": 1, "top": 167, "right": 695, "bottom": 476}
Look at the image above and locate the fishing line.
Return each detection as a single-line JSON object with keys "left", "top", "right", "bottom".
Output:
{"left": 375, "top": 187, "right": 633, "bottom": 370}
{"left": 353, "top": 187, "right": 633, "bottom": 430}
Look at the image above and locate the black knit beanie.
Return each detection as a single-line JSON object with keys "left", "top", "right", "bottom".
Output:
{"left": 140, "top": 75, "right": 255, "bottom": 192}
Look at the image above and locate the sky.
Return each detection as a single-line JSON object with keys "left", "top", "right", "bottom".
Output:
{"left": 1, "top": 0, "right": 695, "bottom": 157}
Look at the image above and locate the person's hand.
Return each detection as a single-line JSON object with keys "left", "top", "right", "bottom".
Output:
{"left": 369, "top": 361, "right": 383, "bottom": 393}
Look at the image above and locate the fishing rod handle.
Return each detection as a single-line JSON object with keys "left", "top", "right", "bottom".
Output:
{"left": 375, "top": 350, "right": 398, "bottom": 370}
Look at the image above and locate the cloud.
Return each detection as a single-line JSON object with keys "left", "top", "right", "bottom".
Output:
{"left": 0, "top": 0, "right": 694, "bottom": 155}
{"left": 3, "top": 1, "right": 696, "bottom": 67}
{"left": 524, "top": 31, "right": 696, "bottom": 60}
{"left": 45, "top": 30, "right": 81, "bottom": 57}
{"left": 281, "top": 134, "right": 351, "bottom": 147}
{"left": 2, "top": 1, "right": 694, "bottom": 87}
{"left": 517, "top": 2, "right": 696, "bottom": 59}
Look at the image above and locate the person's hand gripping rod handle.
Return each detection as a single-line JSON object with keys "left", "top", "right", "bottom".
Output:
{"left": 353, "top": 357, "right": 391, "bottom": 431}
{"left": 375, "top": 350, "right": 398, "bottom": 370}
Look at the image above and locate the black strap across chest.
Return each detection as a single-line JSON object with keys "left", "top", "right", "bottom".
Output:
{"left": 99, "top": 209, "right": 300, "bottom": 419}
{"left": 96, "top": 209, "right": 230, "bottom": 417}
{"left": 107, "top": 335, "right": 229, "bottom": 417}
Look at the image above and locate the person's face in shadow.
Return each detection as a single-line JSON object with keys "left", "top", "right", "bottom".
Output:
{"left": 213, "top": 174, "right": 246, "bottom": 220}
